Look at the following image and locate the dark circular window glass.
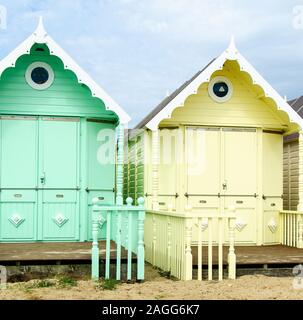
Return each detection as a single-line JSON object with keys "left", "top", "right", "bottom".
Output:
{"left": 31, "top": 67, "right": 49, "bottom": 85}
{"left": 213, "top": 82, "right": 229, "bottom": 98}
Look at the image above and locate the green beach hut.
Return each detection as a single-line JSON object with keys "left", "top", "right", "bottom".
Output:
{"left": 0, "top": 18, "right": 130, "bottom": 243}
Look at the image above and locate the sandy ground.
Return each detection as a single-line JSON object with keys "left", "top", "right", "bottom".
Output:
{"left": 0, "top": 265, "right": 303, "bottom": 300}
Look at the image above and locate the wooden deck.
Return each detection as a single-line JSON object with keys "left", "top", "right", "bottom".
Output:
{"left": 192, "top": 245, "right": 303, "bottom": 266}
{"left": 0, "top": 243, "right": 302, "bottom": 267}
{"left": 0, "top": 241, "right": 128, "bottom": 264}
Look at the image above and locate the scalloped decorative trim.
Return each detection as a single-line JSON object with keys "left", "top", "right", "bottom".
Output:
{"left": 146, "top": 36, "right": 303, "bottom": 131}
{"left": 0, "top": 17, "right": 130, "bottom": 124}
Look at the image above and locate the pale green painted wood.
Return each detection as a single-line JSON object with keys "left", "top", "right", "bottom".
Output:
{"left": 91, "top": 202, "right": 100, "bottom": 280}
{"left": 86, "top": 120, "right": 115, "bottom": 241}
{"left": 105, "top": 210, "right": 111, "bottom": 279}
{"left": 116, "top": 211, "right": 122, "bottom": 280}
{"left": 0, "top": 118, "right": 38, "bottom": 188}
{"left": 39, "top": 118, "right": 79, "bottom": 189}
{"left": 127, "top": 198, "right": 133, "bottom": 280}
{"left": 116, "top": 124, "right": 124, "bottom": 205}
{"left": 91, "top": 197, "right": 146, "bottom": 281}
{"left": 0, "top": 44, "right": 118, "bottom": 121}
{"left": 0, "top": 43, "right": 120, "bottom": 243}
{"left": 80, "top": 118, "right": 88, "bottom": 242}
{"left": 87, "top": 120, "right": 116, "bottom": 192}
{"left": 137, "top": 198, "right": 145, "bottom": 280}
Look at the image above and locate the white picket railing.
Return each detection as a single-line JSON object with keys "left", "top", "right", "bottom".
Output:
{"left": 280, "top": 211, "right": 303, "bottom": 248}
{"left": 145, "top": 208, "right": 237, "bottom": 281}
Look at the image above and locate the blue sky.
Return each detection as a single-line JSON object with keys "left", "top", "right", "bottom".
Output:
{"left": 0, "top": 0, "right": 302, "bottom": 126}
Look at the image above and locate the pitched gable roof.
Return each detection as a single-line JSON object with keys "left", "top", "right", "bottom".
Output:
{"left": 135, "top": 59, "right": 216, "bottom": 129}
{"left": 136, "top": 37, "right": 303, "bottom": 131}
{"left": 288, "top": 96, "right": 303, "bottom": 117}
{"left": 0, "top": 17, "right": 130, "bottom": 124}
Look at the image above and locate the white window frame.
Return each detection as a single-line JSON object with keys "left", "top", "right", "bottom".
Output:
{"left": 208, "top": 76, "right": 233, "bottom": 103}
{"left": 25, "top": 62, "right": 54, "bottom": 90}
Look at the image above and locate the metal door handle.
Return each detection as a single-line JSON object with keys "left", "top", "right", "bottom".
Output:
{"left": 222, "top": 181, "right": 227, "bottom": 190}
{"left": 40, "top": 172, "right": 46, "bottom": 185}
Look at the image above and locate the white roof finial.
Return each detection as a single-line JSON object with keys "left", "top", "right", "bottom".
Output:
{"left": 226, "top": 35, "right": 238, "bottom": 60}
{"left": 33, "top": 16, "right": 47, "bottom": 43}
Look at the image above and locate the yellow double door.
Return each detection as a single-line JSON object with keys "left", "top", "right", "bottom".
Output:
{"left": 186, "top": 127, "right": 258, "bottom": 244}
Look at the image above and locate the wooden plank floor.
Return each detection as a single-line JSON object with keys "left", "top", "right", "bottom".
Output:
{"left": 192, "top": 245, "right": 303, "bottom": 266}
{"left": 0, "top": 241, "right": 128, "bottom": 263}
{"left": 0, "top": 243, "right": 302, "bottom": 266}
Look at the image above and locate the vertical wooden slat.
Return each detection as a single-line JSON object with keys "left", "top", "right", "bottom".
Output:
{"left": 116, "top": 210, "right": 122, "bottom": 280}
{"left": 91, "top": 200, "right": 100, "bottom": 280}
{"left": 284, "top": 214, "right": 286, "bottom": 245}
{"left": 127, "top": 209, "right": 133, "bottom": 280}
{"left": 116, "top": 124, "right": 124, "bottom": 206}
{"left": 208, "top": 218, "right": 212, "bottom": 281}
{"left": 228, "top": 217, "right": 236, "bottom": 280}
{"left": 105, "top": 210, "right": 111, "bottom": 279}
{"left": 167, "top": 216, "right": 172, "bottom": 272}
{"left": 198, "top": 218, "right": 202, "bottom": 281}
{"left": 137, "top": 197, "right": 145, "bottom": 280}
{"left": 287, "top": 214, "right": 290, "bottom": 246}
{"left": 218, "top": 217, "right": 223, "bottom": 281}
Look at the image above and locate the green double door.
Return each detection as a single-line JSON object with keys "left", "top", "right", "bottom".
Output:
{"left": 0, "top": 116, "right": 80, "bottom": 242}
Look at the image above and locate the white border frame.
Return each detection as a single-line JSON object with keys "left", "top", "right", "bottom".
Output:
{"left": 208, "top": 76, "right": 233, "bottom": 103}
{"left": 25, "top": 62, "right": 54, "bottom": 90}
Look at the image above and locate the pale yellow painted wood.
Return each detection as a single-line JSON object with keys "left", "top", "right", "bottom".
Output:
{"left": 228, "top": 216, "right": 236, "bottom": 279}
{"left": 197, "top": 218, "right": 202, "bottom": 281}
{"left": 298, "top": 131, "right": 303, "bottom": 211}
{"left": 186, "top": 127, "right": 221, "bottom": 195}
{"left": 151, "top": 129, "right": 160, "bottom": 211}
{"left": 161, "top": 62, "right": 290, "bottom": 131}
{"left": 218, "top": 217, "right": 223, "bottom": 281}
{"left": 256, "top": 128, "right": 263, "bottom": 245}
{"left": 208, "top": 218, "right": 213, "bottom": 281}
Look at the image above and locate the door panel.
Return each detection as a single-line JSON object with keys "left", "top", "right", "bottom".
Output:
{"left": 86, "top": 121, "right": 115, "bottom": 239}
{"left": 41, "top": 190, "right": 78, "bottom": 241}
{"left": 39, "top": 118, "right": 80, "bottom": 241}
{"left": 223, "top": 129, "right": 257, "bottom": 244}
{"left": 186, "top": 127, "right": 220, "bottom": 195}
{"left": 87, "top": 120, "right": 115, "bottom": 191}
{"left": 39, "top": 118, "right": 79, "bottom": 189}
{"left": 0, "top": 202, "right": 36, "bottom": 241}
{"left": 186, "top": 126, "right": 258, "bottom": 244}
{"left": 223, "top": 128, "right": 257, "bottom": 195}
{"left": 263, "top": 132, "right": 283, "bottom": 244}
{"left": 0, "top": 117, "right": 38, "bottom": 242}
{"left": 0, "top": 190, "right": 37, "bottom": 241}
{"left": 159, "top": 128, "right": 178, "bottom": 210}
{"left": 0, "top": 117, "right": 38, "bottom": 188}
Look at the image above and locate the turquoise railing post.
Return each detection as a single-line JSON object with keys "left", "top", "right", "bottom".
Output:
{"left": 116, "top": 123, "right": 124, "bottom": 206}
{"left": 105, "top": 210, "right": 111, "bottom": 279}
{"left": 126, "top": 197, "right": 133, "bottom": 280}
{"left": 91, "top": 195, "right": 145, "bottom": 281}
{"left": 116, "top": 210, "right": 122, "bottom": 280}
{"left": 137, "top": 197, "right": 145, "bottom": 280}
{"left": 91, "top": 198, "right": 100, "bottom": 280}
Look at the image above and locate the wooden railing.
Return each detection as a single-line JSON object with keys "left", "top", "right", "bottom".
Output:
{"left": 91, "top": 197, "right": 145, "bottom": 281}
{"left": 280, "top": 211, "right": 303, "bottom": 248}
{"left": 145, "top": 208, "right": 237, "bottom": 281}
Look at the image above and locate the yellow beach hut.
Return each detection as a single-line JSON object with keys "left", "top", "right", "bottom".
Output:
{"left": 124, "top": 38, "right": 303, "bottom": 280}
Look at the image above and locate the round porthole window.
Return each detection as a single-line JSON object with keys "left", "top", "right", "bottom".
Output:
{"left": 208, "top": 76, "right": 233, "bottom": 103}
{"left": 25, "top": 62, "right": 54, "bottom": 90}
